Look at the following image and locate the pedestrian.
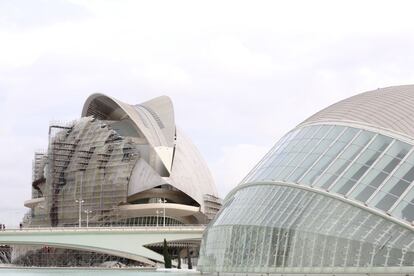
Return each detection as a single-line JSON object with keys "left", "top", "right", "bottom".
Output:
{"left": 19, "top": 223, "right": 22, "bottom": 230}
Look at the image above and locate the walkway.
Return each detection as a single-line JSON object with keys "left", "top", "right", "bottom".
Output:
{"left": 0, "top": 226, "right": 204, "bottom": 265}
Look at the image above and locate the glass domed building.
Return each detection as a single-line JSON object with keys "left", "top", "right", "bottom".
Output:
{"left": 199, "top": 85, "right": 414, "bottom": 274}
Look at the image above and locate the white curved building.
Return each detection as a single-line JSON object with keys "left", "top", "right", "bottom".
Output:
{"left": 26, "top": 94, "right": 221, "bottom": 228}
{"left": 199, "top": 85, "right": 414, "bottom": 274}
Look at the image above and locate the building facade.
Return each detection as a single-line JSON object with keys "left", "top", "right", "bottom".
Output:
{"left": 199, "top": 85, "right": 414, "bottom": 274}
{"left": 19, "top": 94, "right": 221, "bottom": 266}
{"left": 26, "top": 93, "right": 220, "bottom": 227}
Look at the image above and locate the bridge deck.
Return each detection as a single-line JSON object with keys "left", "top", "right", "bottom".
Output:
{"left": 0, "top": 226, "right": 205, "bottom": 265}
{"left": 0, "top": 226, "right": 205, "bottom": 233}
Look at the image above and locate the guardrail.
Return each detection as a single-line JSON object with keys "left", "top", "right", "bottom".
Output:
{"left": 0, "top": 225, "right": 206, "bottom": 233}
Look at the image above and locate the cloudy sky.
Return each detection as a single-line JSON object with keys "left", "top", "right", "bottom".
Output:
{"left": 1, "top": 0, "right": 414, "bottom": 226}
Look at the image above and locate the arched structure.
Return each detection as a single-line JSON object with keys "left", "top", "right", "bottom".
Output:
{"left": 22, "top": 93, "right": 221, "bottom": 266}
{"left": 26, "top": 94, "right": 220, "bottom": 228}
{"left": 199, "top": 85, "right": 414, "bottom": 274}
{"left": 81, "top": 93, "right": 219, "bottom": 217}
{"left": 0, "top": 227, "right": 203, "bottom": 266}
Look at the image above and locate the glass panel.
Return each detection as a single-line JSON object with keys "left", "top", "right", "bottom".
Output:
{"left": 371, "top": 190, "right": 399, "bottom": 211}
{"left": 332, "top": 177, "right": 357, "bottom": 195}
{"left": 317, "top": 162, "right": 350, "bottom": 189}
{"left": 405, "top": 153, "right": 414, "bottom": 165}
{"left": 402, "top": 167, "right": 414, "bottom": 183}
{"left": 387, "top": 179, "right": 412, "bottom": 197}
{"left": 288, "top": 167, "right": 308, "bottom": 183}
{"left": 369, "top": 175, "right": 409, "bottom": 210}
{"left": 365, "top": 170, "right": 388, "bottom": 188}
{"left": 379, "top": 155, "right": 402, "bottom": 174}
{"left": 317, "top": 137, "right": 370, "bottom": 189}
{"left": 402, "top": 187, "right": 414, "bottom": 204}
{"left": 313, "top": 125, "right": 332, "bottom": 139}
{"left": 357, "top": 149, "right": 381, "bottom": 166}
{"left": 337, "top": 128, "right": 359, "bottom": 143}
{"left": 392, "top": 201, "right": 414, "bottom": 223}
{"left": 243, "top": 127, "right": 309, "bottom": 183}
{"left": 325, "top": 126, "right": 345, "bottom": 140}
{"left": 288, "top": 127, "right": 362, "bottom": 185}
{"left": 326, "top": 141, "right": 349, "bottom": 157}
{"left": 301, "top": 139, "right": 320, "bottom": 152}
{"left": 351, "top": 165, "right": 370, "bottom": 180}
{"left": 295, "top": 126, "right": 311, "bottom": 139}
{"left": 200, "top": 185, "right": 414, "bottom": 272}
{"left": 352, "top": 131, "right": 375, "bottom": 146}
{"left": 313, "top": 140, "right": 332, "bottom": 154}
{"left": 331, "top": 163, "right": 370, "bottom": 194}
{"left": 387, "top": 141, "right": 411, "bottom": 159}
{"left": 340, "top": 144, "right": 364, "bottom": 160}
{"left": 287, "top": 137, "right": 331, "bottom": 183}
{"left": 241, "top": 124, "right": 414, "bottom": 228}
{"left": 353, "top": 185, "right": 376, "bottom": 202}
{"left": 303, "top": 125, "right": 321, "bottom": 138}
{"left": 350, "top": 146, "right": 413, "bottom": 206}
{"left": 391, "top": 187, "right": 414, "bottom": 223}
{"left": 368, "top": 135, "right": 392, "bottom": 151}
{"left": 394, "top": 163, "right": 414, "bottom": 179}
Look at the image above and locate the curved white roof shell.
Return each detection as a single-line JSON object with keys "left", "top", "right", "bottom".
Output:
{"left": 82, "top": 93, "right": 218, "bottom": 211}
{"left": 300, "top": 85, "right": 414, "bottom": 139}
{"left": 82, "top": 93, "right": 175, "bottom": 147}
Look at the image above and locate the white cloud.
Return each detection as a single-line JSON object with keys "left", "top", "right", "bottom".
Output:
{"left": 139, "top": 63, "right": 191, "bottom": 88}
{"left": 207, "top": 37, "right": 276, "bottom": 78}
{"left": 1, "top": 0, "right": 414, "bottom": 225}
{"left": 211, "top": 144, "right": 269, "bottom": 198}
{"left": 0, "top": 31, "right": 43, "bottom": 68}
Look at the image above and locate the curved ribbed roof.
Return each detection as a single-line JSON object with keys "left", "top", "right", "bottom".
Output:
{"left": 299, "top": 85, "right": 414, "bottom": 139}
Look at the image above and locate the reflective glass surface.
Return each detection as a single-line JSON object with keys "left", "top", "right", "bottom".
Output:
{"left": 242, "top": 124, "right": 414, "bottom": 223}
{"left": 199, "top": 185, "right": 414, "bottom": 273}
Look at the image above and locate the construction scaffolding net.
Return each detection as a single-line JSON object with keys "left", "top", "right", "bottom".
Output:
{"left": 29, "top": 117, "right": 141, "bottom": 227}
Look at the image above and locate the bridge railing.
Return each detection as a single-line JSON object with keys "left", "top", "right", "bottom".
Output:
{"left": 0, "top": 225, "right": 206, "bottom": 233}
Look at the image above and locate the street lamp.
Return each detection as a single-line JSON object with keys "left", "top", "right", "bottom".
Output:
{"left": 84, "top": 209, "right": 92, "bottom": 228}
{"left": 156, "top": 210, "right": 163, "bottom": 227}
{"left": 75, "top": 170, "right": 85, "bottom": 228}
{"left": 75, "top": 199, "right": 84, "bottom": 228}
{"left": 158, "top": 198, "right": 167, "bottom": 227}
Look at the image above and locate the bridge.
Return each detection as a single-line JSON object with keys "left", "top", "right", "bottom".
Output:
{"left": 0, "top": 226, "right": 204, "bottom": 266}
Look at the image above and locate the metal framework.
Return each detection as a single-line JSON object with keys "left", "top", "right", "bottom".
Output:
{"left": 199, "top": 85, "right": 414, "bottom": 274}
{"left": 19, "top": 94, "right": 221, "bottom": 267}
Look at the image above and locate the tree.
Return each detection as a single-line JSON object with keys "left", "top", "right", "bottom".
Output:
{"left": 187, "top": 246, "right": 192, "bottom": 269}
{"left": 177, "top": 252, "right": 181, "bottom": 269}
{"left": 163, "top": 239, "right": 172, "bottom": 268}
